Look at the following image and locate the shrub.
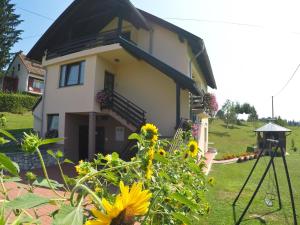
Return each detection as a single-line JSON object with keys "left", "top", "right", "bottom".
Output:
{"left": 246, "top": 146, "right": 255, "bottom": 152}
{"left": 0, "top": 91, "right": 39, "bottom": 113}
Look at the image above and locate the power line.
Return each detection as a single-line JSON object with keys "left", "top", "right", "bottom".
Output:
{"left": 165, "top": 17, "right": 264, "bottom": 29}
{"left": 274, "top": 63, "right": 300, "bottom": 97}
{"left": 17, "top": 7, "right": 55, "bottom": 21}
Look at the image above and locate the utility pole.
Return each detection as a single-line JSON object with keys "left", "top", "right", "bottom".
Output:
{"left": 272, "top": 96, "right": 274, "bottom": 119}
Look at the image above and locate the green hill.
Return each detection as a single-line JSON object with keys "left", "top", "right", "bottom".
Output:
{"left": 209, "top": 119, "right": 300, "bottom": 159}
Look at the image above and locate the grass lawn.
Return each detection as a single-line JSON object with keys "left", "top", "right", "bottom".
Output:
{"left": 199, "top": 153, "right": 300, "bottom": 224}
{"left": 209, "top": 119, "right": 300, "bottom": 159}
{"left": 0, "top": 112, "right": 33, "bottom": 153}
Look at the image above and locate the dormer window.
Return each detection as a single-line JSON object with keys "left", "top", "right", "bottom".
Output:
{"left": 59, "top": 61, "right": 85, "bottom": 87}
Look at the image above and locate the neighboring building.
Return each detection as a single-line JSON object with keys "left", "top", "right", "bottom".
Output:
{"left": 0, "top": 52, "right": 45, "bottom": 95}
{"left": 30, "top": 0, "right": 217, "bottom": 161}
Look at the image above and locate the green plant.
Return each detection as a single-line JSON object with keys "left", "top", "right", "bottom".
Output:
{"left": 290, "top": 138, "right": 297, "bottom": 152}
{"left": 0, "top": 92, "right": 39, "bottom": 113}
{"left": 0, "top": 123, "right": 211, "bottom": 225}
{"left": 0, "top": 114, "right": 6, "bottom": 128}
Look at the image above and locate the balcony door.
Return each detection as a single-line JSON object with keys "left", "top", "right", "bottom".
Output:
{"left": 104, "top": 71, "right": 115, "bottom": 92}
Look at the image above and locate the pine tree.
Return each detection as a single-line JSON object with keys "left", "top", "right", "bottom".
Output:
{"left": 0, "top": 0, "right": 22, "bottom": 76}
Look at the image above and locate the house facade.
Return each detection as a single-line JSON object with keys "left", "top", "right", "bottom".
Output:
{"left": 30, "top": 0, "right": 217, "bottom": 161}
{"left": 0, "top": 52, "right": 45, "bottom": 95}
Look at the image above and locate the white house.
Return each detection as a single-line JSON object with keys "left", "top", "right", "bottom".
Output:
{"left": 30, "top": 0, "right": 217, "bottom": 161}
{"left": 0, "top": 52, "right": 45, "bottom": 95}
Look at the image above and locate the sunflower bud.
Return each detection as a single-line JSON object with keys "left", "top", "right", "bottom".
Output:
{"left": 21, "top": 133, "right": 42, "bottom": 154}
{"left": 25, "top": 172, "right": 37, "bottom": 182}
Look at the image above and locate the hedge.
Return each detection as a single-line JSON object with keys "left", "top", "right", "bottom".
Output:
{"left": 0, "top": 92, "right": 39, "bottom": 113}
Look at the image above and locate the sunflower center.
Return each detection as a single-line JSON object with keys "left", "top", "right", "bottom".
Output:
{"left": 190, "top": 145, "right": 196, "bottom": 152}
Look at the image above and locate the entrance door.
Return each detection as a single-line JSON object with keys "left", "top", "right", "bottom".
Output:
{"left": 78, "top": 126, "right": 105, "bottom": 160}
{"left": 104, "top": 71, "right": 115, "bottom": 92}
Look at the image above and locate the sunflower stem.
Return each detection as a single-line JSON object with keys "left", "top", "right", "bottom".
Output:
{"left": 141, "top": 189, "right": 162, "bottom": 225}
{"left": 78, "top": 161, "right": 142, "bottom": 184}
{"left": 70, "top": 184, "right": 103, "bottom": 209}
{"left": 36, "top": 148, "right": 66, "bottom": 199}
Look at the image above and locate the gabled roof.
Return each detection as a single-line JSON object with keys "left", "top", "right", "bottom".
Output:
{"left": 27, "top": 0, "right": 216, "bottom": 89}
{"left": 27, "top": 0, "right": 150, "bottom": 61}
{"left": 6, "top": 52, "right": 45, "bottom": 77}
{"left": 119, "top": 37, "right": 200, "bottom": 95}
{"left": 255, "top": 122, "right": 291, "bottom": 132}
{"left": 18, "top": 54, "right": 45, "bottom": 77}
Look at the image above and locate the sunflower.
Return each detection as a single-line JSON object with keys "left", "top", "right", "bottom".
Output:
{"left": 188, "top": 140, "right": 198, "bottom": 157}
{"left": 141, "top": 123, "right": 158, "bottom": 143}
{"left": 86, "top": 182, "right": 152, "bottom": 225}
{"left": 75, "top": 160, "right": 89, "bottom": 175}
{"left": 158, "top": 149, "right": 166, "bottom": 157}
{"left": 146, "top": 160, "right": 153, "bottom": 180}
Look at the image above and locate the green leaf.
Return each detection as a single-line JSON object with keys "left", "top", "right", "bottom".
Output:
{"left": 154, "top": 153, "right": 168, "bottom": 164}
{"left": 33, "top": 177, "right": 63, "bottom": 189}
{"left": 53, "top": 205, "right": 83, "bottom": 225}
{"left": 0, "top": 153, "right": 19, "bottom": 176}
{"left": 40, "top": 138, "right": 63, "bottom": 146}
{"left": 11, "top": 214, "right": 40, "bottom": 225}
{"left": 47, "top": 150, "right": 55, "bottom": 158}
{"left": 169, "top": 192, "right": 198, "bottom": 210}
{"left": 187, "top": 162, "right": 201, "bottom": 173}
{"left": 0, "top": 129, "right": 17, "bottom": 142}
{"left": 172, "top": 212, "right": 192, "bottom": 225}
{"left": 56, "top": 150, "right": 64, "bottom": 158}
{"left": 6, "top": 193, "right": 50, "bottom": 209}
{"left": 128, "top": 133, "right": 141, "bottom": 142}
{"left": 3, "top": 177, "right": 22, "bottom": 183}
{"left": 63, "top": 159, "right": 74, "bottom": 164}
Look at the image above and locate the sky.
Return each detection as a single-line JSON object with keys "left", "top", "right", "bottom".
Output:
{"left": 10, "top": 0, "right": 300, "bottom": 120}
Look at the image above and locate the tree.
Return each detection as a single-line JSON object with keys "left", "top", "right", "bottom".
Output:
{"left": 221, "top": 100, "right": 237, "bottom": 128}
{"left": 216, "top": 109, "right": 224, "bottom": 119}
{"left": 0, "top": 0, "right": 22, "bottom": 72}
{"left": 248, "top": 106, "right": 258, "bottom": 121}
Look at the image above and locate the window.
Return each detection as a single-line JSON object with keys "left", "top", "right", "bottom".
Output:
{"left": 28, "top": 77, "right": 44, "bottom": 92}
{"left": 59, "top": 61, "right": 85, "bottom": 87}
{"left": 33, "top": 79, "right": 44, "bottom": 90}
{"left": 115, "top": 127, "right": 125, "bottom": 141}
{"left": 47, "top": 114, "right": 59, "bottom": 138}
{"left": 17, "top": 64, "right": 20, "bottom": 71}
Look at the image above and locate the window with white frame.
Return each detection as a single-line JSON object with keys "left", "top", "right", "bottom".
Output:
{"left": 59, "top": 61, "right": 85, "bottom": 87}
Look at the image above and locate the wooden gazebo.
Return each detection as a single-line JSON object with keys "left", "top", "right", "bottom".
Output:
{"left": 255, "top": 122, "right": 291, "bottom": 151}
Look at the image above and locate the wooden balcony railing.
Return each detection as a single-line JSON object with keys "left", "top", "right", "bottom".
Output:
{"left": 47, "top": 30, "right": 121, "bottom": 60}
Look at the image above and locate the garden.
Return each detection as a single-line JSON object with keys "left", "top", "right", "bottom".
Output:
{"left": 0, "top": 122, "right": 212, "bottom": 225}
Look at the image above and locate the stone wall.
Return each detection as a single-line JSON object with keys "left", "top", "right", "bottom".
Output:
{"left": 6, "top": 148, "right": 62, "bottom": 171}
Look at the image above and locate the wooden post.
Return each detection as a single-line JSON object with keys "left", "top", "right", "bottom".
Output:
{"left": 88, "top": 112, "right": 96, "bottom": 160}
{"left": 117, "top": 14, "right": 123, "bottom": 36}
{"left": 176, "top": 84, "right": 181, "bottom": 127}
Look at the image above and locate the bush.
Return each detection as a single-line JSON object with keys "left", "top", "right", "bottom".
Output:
{"left": 0, "top": 92, "right": 39, "bottom": 113}
{"left": 246, "top": 146, "right": 255, "bottom": 152}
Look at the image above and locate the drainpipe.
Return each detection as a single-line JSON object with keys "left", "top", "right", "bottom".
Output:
{"left": 40, "top": 52, "right": 48, "bottom": 137}
{"left": 189, "top": 40, "right": 205, "bottom": 121}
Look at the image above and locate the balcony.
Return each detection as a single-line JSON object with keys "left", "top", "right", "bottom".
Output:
{"left": 46, "top": 30, "right": 131, "bottom": 60}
